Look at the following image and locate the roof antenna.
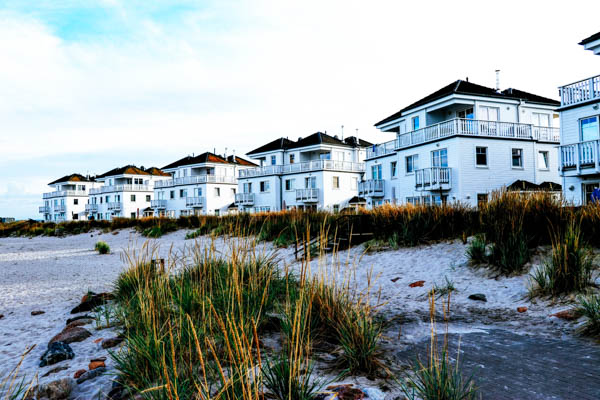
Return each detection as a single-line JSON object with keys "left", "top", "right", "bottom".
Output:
{"left": 355, "top": 128, "right": 359, "bottom": 137}
{"left": 466, "top": 77, "right": 469, "bottom": 82}
{"left": 495, "top": 69, "right": 500, "bottom": 92}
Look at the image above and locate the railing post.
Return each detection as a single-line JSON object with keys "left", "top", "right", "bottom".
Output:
{"left": 576, "top": 143, "right": 581, "bottom": 173}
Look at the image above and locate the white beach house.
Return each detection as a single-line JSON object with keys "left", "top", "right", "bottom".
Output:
{"left": 558, "top": 32, "right": 600, "bottom": 205}
{"left": 364, "top": 79, "right": 561, "bottom": 207}
{"left": 40, "top": 174, "right": 99, "bottom": 222}
{"left": 236, "top": 132, "right": 372, "bottom": 212}
{"left": 151, "top": 152, "right": 257, "bottom": 217}
{"left": 87, "top": 166, "right": 170, "bottom": 220}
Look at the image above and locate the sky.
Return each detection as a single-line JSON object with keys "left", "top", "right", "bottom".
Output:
{"left": 1, "top": 0, "right": 599, "bottom": 219}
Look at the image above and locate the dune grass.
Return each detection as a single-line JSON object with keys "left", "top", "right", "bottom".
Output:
{"left": 94, "top": 241, "right": 110, "bottom": 254}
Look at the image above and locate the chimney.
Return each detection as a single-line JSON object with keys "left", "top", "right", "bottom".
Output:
{"left": 495, "top": 69, "right": 501, "bottom": 92}
{"left": 341, "top": 125, "right": 344, "bottom": 140}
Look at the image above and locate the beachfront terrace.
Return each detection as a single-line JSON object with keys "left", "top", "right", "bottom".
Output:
{"left": 42, "top": 190, "right": 87, "bottom": 199}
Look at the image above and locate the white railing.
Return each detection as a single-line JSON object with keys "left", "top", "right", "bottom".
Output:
{"left": 560, "top": 75, "right": 600, "bottom": 107}
{"left": 155, "top": 175, "right": 236, "bottom": 189}
{"left": 358, "top": 180, "right": 385, "bottom": 197}
{"left": 151, "top": 200, "right": 167, "bottom": 209}
{"left": 85, "top": 204, "right": 98, "bottom": 213}
{"left": 415, "top": 167, "right": 452, "bottom": 191}
{"left": 239, "top": 160, "right": 365, "bottom": 178}
{"left": 43, "top": 190, "right": 87, "bottom": 199}
{"left": 559, "top": 139, "right": 600, "bottom": 172}
{"left": 54, "top": 204, "right": 66, "bottom": 212}
{"left": 366, "top": 139, "right": 399, "bottom": 159}
{"left": 296, "top": 188, "right": 319, "bottom": 202}
{"left": 107, "top": 202, "right": 122, "bottom": 211}
{"left": 186, "top": 197, "right": 205, "bottom": 208}
{"left": 39, "top": 206, "right": 49, "bottom": 213}
{"left": 89, "top": 185, "right": 151, "bottom": 194}
{"left": 235, "top": 193, "right": 255, "bottom": 205}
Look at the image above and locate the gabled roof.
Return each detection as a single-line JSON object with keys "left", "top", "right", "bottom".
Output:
{"left": 97, "top": 165, "right": 167, "bottom": 178}
{"left": 145, "top": 167, "right": 170, "bottom": 177}
{"left": 48, "top": 173, "right": 95, "bottom": 185}
{"left": 289, "top": 132, "right": 346, "bottom": 149}
{"left": 161, "top": 152, "right": 232, "bottom": 170}
{"left": 247, "top": 138, "right": 295, "bottom": 155}
{"left": 226, "top": 155, "right": 258, "bottom": 167}
{"left": 580, "top": 32, "right": 600, "bottom": 45}
{"left": 375, "top": 79, "right": 560, "bottom": 127}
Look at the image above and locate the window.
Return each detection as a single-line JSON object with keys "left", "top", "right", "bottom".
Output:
{"left": 179, "top": 189, "right": 187, "bottom": 198}
{"left": 131, "top": 194, "right": 136, "bottom": 202}
{"left": 405, "top": 155, "right": 418, "bottom": 173}
{"left": 371, "top": 164, "right": 382, "bottom": 180}
{"left": 538, "top": 151, "right": 549, "bottom": 170}
{"left": 333, "top": 204, "right": 340, "bottom": 213}
{"left": 431, "top": 149, "right": 448, "bottom": 167}
{"left": 231, "top": 188, "right": 236, "bottom": 195}
{"left": 305, "top": 176, "right": 316, "bottom": 189}
{"left": 532, "top": 112, "right": 550, "bottom": 127}
{"left": 146, "top": 195, "right": 151, "bottom": 202}
{"left": 260, "top": 181, "right": 270, "bottom": 192}
{"left": 170, "top": 191, "right": 175, "bottom": 199}
{"left": 214, "top": 187, "right": 221, "bottom": 197}
{"left": 105, "top": 196, "right": 110, "bottom": 203}
{"left": 480, "top": 106, "right": 499, "bottom": 121}
{"left": 285, "top": 179, "right": 294, "bottom": 191}
{"left": 243, "top": 183, "right": 252, "bottom": 193}
{"left": 581, "top": 117, "right": 599, "bottom": 141}
{"left": 194, "top": 188, "right": 203, "bottom": 197}
{"left": 475, "top": 147, "right": 488, "bottom": 166}
{"left": 512, "top": 148, "right": 523, "bottom": 168}
{"left": 320, "top": 153, "right": 331, "bottom": 160}
{"left": 74, "top": 199, "right": 78, "bottom": 205}
{"left": 100, "top": 197, "right": 103, "bottom": 204}
{"left": 215, "top": 210, "right": 220, "bottom": 216}
{"left": 131, "top": 212, "right": 136, "bottom": 218}
{"left": 289, "top": 154, "right": 295, "bottom": 164}
{"left": 412, "top": 116, "right": 420, "bottom": 130}
{"left": 270, "top": 155, "right": 276, "bottom": 165}
{"left": 458, "top": 107, "right": 474, "bottom": 119}
{"left": 332, "top": 176, "right": 340, "bottom": 189}
{"left": 390, "top": 161, "right": 397, "bottom": 178}
{"left": 477, "top": 193, "right": 488, "bottom": 207}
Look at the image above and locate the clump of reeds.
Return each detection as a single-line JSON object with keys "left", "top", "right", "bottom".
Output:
{"left": 0, "top": 346, "right": 37, "bottom": 400}
{"left": 466, "top": 234, "right": 487, "bottom": 265}
{"left": 95, "top": 241, "right": 110, "bottom": 254}
{"left": 577, "top": 294, "right": 600, "bottom": 337}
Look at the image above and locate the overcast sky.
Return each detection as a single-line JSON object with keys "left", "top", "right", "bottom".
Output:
{"left": 1, "top": 0, "right": 599, "bottom": 219}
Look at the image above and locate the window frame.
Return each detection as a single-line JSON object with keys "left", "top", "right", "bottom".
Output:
{"left": 511, "top": 148, "right": 524, "bottom": 169}
{"left": 431, "top": 148, "right": 448, "bottom": 168}
{"left": 390, "top": 161, "right": 397, "bottom": 178}
{"left": 538, "top": 150, "right": 550, "bottom": 170}
{"left": 332, "top": 176, "right": 340, "bottom": 189}
{"left": 405, "top": 154, "right": 418, "bottom": 174}
{"left": 580, "top": 116, "right": 600, "bottom": 142}
{"left": 475, "top": 146, "right": 488, "bottom": 167}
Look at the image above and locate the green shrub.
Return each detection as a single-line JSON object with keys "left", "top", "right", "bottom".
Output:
{"left": 577, "top": 294, "right": 600, "bottom": 337}
{"left": 95, "top": 241, "right": 110, "bottom": 254}
{"left": 262, "top": 353, "right": 325, "bottom": 400}
{"left": 466, "top": 234, "right": 487, "bottom": 265}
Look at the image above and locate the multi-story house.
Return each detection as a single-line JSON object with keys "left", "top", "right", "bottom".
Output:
{"left": 236, "top": 132, "right": 372, "bottom": 212}
{"left": 40, "top": 174, "right": 98, "bottom": 222}
{"left": 87, "top": 166, "right": 170, "bottom": 220}
{"left": 151, "top": 152, "right": 257, "bottom": 217}
{"left": 558, "top": 32, "right": 600, "bottom": 205}
{"left": 364, "top": 79, "right": 561, "bottom": 207}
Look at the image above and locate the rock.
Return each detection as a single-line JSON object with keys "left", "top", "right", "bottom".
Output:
{"left": 468, "top": 293, "right": 487, "bottom": 302}
{"left": 66, "top": 315, "right": 94, "bottom": 325}
{"left": 41, "top": 365, "right": 69, "bottom": 377}
{"left": 107, "top": 381, "right": 127, "bottom": 400}
{"left": 326, "top": 384, "right": 365, "bottom": 399}
{"left": 70, "top": 292, "right": 114, "bottom": 314}
{"left": 73, "top": 369, "right": 86, "bottom": 379}
{"left": 102, "top": 337, "right": 124, "bottom": 349}
{"left": 0, "top": 314, "right": 4, "bottom": 319}
{"left": 65, "top": 319, "right": 93, "bottom": 330}
{"left": 31, "top": 310, "right": 45, "bottom": 316}
{"left": 409, "top": 280, "right": 426, "bottom": 288}
{"left": 550, "top": 309, "right": 580, "bottom": 321}
{"left": 91, "top": 356, "right": 107, "bottom": 362}
{"left": 93, "top": 338, "right": 103, "bottom": 343}
{"left": 517, "top": 306, "right": 528, "bottom": 313}
{"left": 40, "top": 342, "right": 74, "bottom": 367}
{"left": 49, "top": 326, "right": 92, "bottom": 346}
{"left": 76, "top": 367, "right": 106, "bottom": 384}
{"left": 36, "top": 378, "right": 72, "bottom": 400}
{"left": 390, "top": 277, "right": 400, "bottom": 283}
{"left": 89, "top": 360, "right": 105, "bottom": 370}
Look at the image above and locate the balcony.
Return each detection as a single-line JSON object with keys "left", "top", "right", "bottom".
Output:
{"left": 151, "top": 200, "right": 167, "bottom": 209}
{"left": 296, "top": 188, "right": 319, "bottom": 203}
{"left": 366, "top": 139, "right": 397, "bottom": 159}
{"left": 39, "top": 206, "right": 49, "bottom": 214}
{"left": 358, "top": 180, "right": 385, "bottom": 197}
{"left": 85, "top": 204, "right": 98, "bottom": 213}
{"left": 235, "top": 193, "right": 255, "bottom": 206}
{"left": 559, "top": 139, "right": 600, "bottom": 174}
{"left": 239, "top": 160, "right": 365, "bottom": 178}
{"left": 107, "top": 202, "right": 122, "bottom": 211}
{"left": 89, "top": 185, "right": 151, "bottom": 195}
{"left": 186, "top": 197, "right": 205, "bottom": 208}
{"left": 43, "top": 190, "right": 87, "bottom": 199}
{"left": 155, "top": 175, "right": 236, "bottom": 189}
{"left": 415, "top": 167, "right": 452, "bottom": 191}
{"left": 54, "top": 204, "right": 66, "bottom": 212}
{"left": 559, "top": 75, "right": 600, "bottom": 107}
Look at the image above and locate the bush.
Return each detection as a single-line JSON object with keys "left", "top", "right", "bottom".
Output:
{"left": 466, "top": 234, "right": 487, "bottom": 265}
{"left": 577, "top": 294, "right": 600, "bottom": 337}
{"left": 95, "top": 241, "right": 110, "bottom": 254}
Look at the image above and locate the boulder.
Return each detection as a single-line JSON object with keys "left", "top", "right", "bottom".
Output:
{"left": 70, "top": 292, "right": 114, "bottom": 314}
{"left": 49, "top": 326, "right": 92, "bottom": 347}
{"left": 31, "top": 310, "right": 45, "bottom": 316}
{"left": 89, "top": 360, "right": 105, "bottom": 370}
{"left": 102, "top": 337, "right": 125, "bottom": 349}
{"left": 40, "top": 342, "right": 74, "bottom": 367}
{"left": 409, "top": 280, "right": 426, "bottom": 288}
{"left": 73, "top": 369, "right": 86, "bottom": 379}
{"left": 76, "top": 367, "right": 106, "bottom": 384}
{"left": 468, "top": 293, "right": 487, "bottom": 302}
{"left": 36, "top": 378, "right": 72, "bottom": 400}
{"left": 66, "top": 315, "right": 93, "bottom": 325}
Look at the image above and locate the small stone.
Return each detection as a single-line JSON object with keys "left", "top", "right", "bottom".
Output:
{"left": 409, "top": 280, "right": 426, "bottom": 288}
{"left": 41, "top": 365, "right": 69, "bottom": 377}
{"left": 517, "top": 306, "right": 528, "bottom": 313}
{"left": 66, "top": 315, "right": 94, "bottom": 325}
{"left": 40, "top": 342, "right": 75, "bottom": 367}
{"left": 0, "top": 314, "right": 4, "bottom": 320}
{"left": 89, "top": 360, "right": 105, "bottom": 370}
{"left": 550, "top": 309, "right": 580, "bottom": 321}
{"left": 76, "top": 367, "right": 106, "bottom": 384}
{"left": 49, "top": 326, "right": 92, "bottom": 346}
{"left": 102, "top": 337, "right": 124, "bottom": 349}
{"left": 31, "top": 310, "right": 45, "bottom": 316}
{"left": 468, "top": 293, "right": 487, "bottom": 302}
{"left": 36, "top": 378, "right": 72, "bottom": 400}
{"left": 93, "top": 338, "right": 103, "bottom": 344}
{"left": 91, "top": 356, "right": 107, "bottom": 362}
{"left": 390, "top": 277, "right": 400, "bottom": 283}
{"left": 73, "top": 369, "right": 86, "bottom": 379}
{"left": 65, "top": 319, "right": 93, "bottom": 330}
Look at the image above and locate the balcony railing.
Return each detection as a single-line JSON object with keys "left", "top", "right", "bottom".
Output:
{"left": 43, "top": 190, "right": 87, "bottom": 199}
{"left": 239, "top": 160, "right": 365, "bottom": 178}
{"left": 151, "top": 200, "right": 167, "bottom": 209}
{"left": 186, "top": 197, "right": 205, "bottom": 208}
{"left": 85, "top": 204, "right": 98, "bottom": 213}
{"left": 235, "top": 193, "right": 255, "bottom": 206}
{"left": 155, "top": 175, "right": 236, "bottom": 189}
{"left": 559, "top": 139, "right": 600, "bottom": 173}
{"left": 366, "top": 139, "right": 398, "bottom": 159}
{"left": 107, "top": 202, "right": 122, "bottom": 211}
{"left": 415, "top": 167, "right": 452, "bottom": 191}
{"left": 39, "top": 206, "right": 49, "bottom": 214}
{"left": 296, "top": 188, "right": 319, "bottom": 202}
{"left": 358, "top": 180, "right": 385, "bottom": 197}
{"left": 54, "top": 204, "right": 66, "bottom": 212}
{"left": 560, "top": 75, "right": 600, "bottom": 107}
{"left": 89, "top": 185, "right": 151, "bottom": 195}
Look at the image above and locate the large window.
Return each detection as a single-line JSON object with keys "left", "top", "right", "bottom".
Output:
{"left": 581, "top": 116, "right": 599, "bottom": 141}
{"left": 371, "top": 164, "right": 382, "bottom": 180}
{"left": 532, "top": 112, "right": 550, "bottom": 127}
{"left": 285, "top": 179, "right": 294, "bottom": 191}
{"left": 390, "top": 161, "right": 397, "bottom": 178}
{"left": 260, "top": 181, "right": 270, "bottom": 192}
{"left": 475, "top": 147, "right": 488, "bottom": 166}
{"left": 405, "top": 155, "right": 418, "bottom": 173}
{"left": 480, "top": 106, "right": 499, "bottom": 121}
{"left": 512, "top": 148, "right": 523, "bottom": 168}
{"left": 458, "top": 107, "right": 474, "bottom": 119}
{"left": 289, "top": 154, "right": 295, "bottom": 164}
{"left": 431, "top": 149, "right": 448, "bottom": 168}
{"left": 412, "top": 116, "right": 420, "bottom": 130}
{"left": 538, "top": 151, "right": 549, "bottom": 170}
{"left": 305, "top": 176, "right": 316, "bottom": 189}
